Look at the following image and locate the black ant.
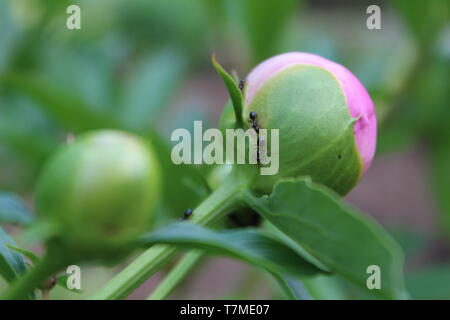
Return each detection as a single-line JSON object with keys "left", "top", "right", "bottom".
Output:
{"left": 238, "top": 79, "right": 245, "bottom": 92}
{"left": 248, "top": 112, "right": 261, "bottom": 164}
{"left": 181, "top": 208, "right": 193, "bottom": 220}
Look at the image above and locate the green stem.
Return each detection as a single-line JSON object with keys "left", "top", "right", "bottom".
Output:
{"left": 90, "top": 167, "right": 256, "bottom": 300}
{"left": 148, "top": 250, "right": 204, "bottom": 300}
{"left": 2, "top": 247, "right": 66, "bottom": 300}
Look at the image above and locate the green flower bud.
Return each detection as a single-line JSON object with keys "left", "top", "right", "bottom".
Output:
{"left": 35, "top": 130, "right": 161, "bottom": 263}
{"left": 243, "top": 53, "right": 376, "bottom": 195}
{"left": 217, "top": 52, "right": 376, "bottom": 196}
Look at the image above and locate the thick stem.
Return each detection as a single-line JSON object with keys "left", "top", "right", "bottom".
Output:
{"left": 148, "top": 250, "right": 203, "bottom": 300}
{"left": 91, "top": 167, "right": 256, "bottom": 300}
{"left": 2, "top": 247, "right": 66, "bottom": 300}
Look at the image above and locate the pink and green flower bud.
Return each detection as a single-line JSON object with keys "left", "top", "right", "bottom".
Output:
{"left": 35, "top": 130, "right": 161, "bottom": 263}
{"left": 243, "top": 52, "right": 376, "bottom": 195}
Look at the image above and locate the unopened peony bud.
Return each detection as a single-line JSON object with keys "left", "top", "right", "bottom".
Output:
{"left": 243, "top": 52, "right": 376, "bottom": 195}
{"left": 35, "top": 130, "right": 161, "bottom": 262}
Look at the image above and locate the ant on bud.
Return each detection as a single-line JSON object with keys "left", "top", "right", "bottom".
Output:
{"left": 181, "top": 208, "right": 193, "bottom": 220}
{"left": 239, "top": 80, "right": 245, "bottom": 92}
{"left": 248, "top": 112, "right": 258, "bottom": 129}
{"left": 248, "top": 112, "right": 261, "bottom": 164}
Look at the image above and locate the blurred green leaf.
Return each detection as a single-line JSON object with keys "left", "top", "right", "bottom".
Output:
{"left": 275, "top": 273, "right": 347, "bottom": 300}
{"left": 22, "top": 221, "right": 59, "bottom": 244}
{"left": 392, "top": 0, "right": 449, "bottom": 45}
{"left": 6, "top": 244, "right": 40, "bottom": 265}
{"left": 0, "top": 93, "right": 60, "bottom": 171}
{"left": 413, "top": 61, "right": 450, "bottom": 138}
{"left": 143, "top": 131, "right": 209, "bottom": 221}
{"left": 201, "top": 0, "right": 227, "bottom": 39}
{"left": 120, "top": 50, "right": 187, "bottom": 132}
{"left": 0, "top": 0, "right": 18, "bottom": 73}
{"left": 0, "top": 226, "right": 26, "bottom": 283}
{"left": 1, "top": 73, "right": 121, "bottom": 133}
{"left": 269, "top": 273, "right": 302, "bottom": 299}
{"left": 41, "top": 45, "right": 118, "bottom": 112}
{"left": 116, "top": 0, "right": 208, "bottom": 58}
{"left": 139, "top": 222, "right": 325, "bottom": 279}
{"left": 388, "top": 228, "right": 429, "bottom": 258}
{"left": 430, "top": 137, "right": 450, "bottom": 235}
{"left": 376, "top": 119, "right": 417, "bottom": 154}
{"left": 0, "top": 123, "right": 56, "bottom": 166}
{"left": 244, "top": 178, "right": 406, "bottom": 299}
{"left": 301, "top": 274, "right": 347, "bottom": 300}
{"left": 377, "top": 59, "right": 449, "bottom": 154}
{"left": 236, "top": 0, "right": 300, "bottom": 63}
{"left": 0, "top": 192, "right": 33, "bottom": 225}
{"left": 407, "top": 266, "right": 450, "bottom": 300}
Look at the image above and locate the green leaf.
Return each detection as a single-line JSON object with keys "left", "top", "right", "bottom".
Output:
{"left": 388, "top": 228, "right": 428, "bottom": 257}
{"left": 392, "top": 0, "right": 449, "bottom": 45}
{"left": 377, "top": 117, "right": 417, "bottom": 154}
{"left": 22, "top": 221, "right": 60, "bottom": 244}
{"left": 0, "top": 0, "right": 18, "bottom": 73}
{"left": 264, "top": 224, "right": 348, "bottom": 300}
{"left": 236, "top": 0, "right": 300, "bottom": 63}
{"left": 139, "top": 222, "right": 325, "bottom": 279}
{"left": 270, "top": 273, "right": 348, "bottom": 300}
{"left": 211, "top": 54, "right": 244, "bottom": 127}
{"left": 1, "top": 73, "right": 121, "bottom": 133}
{"left": 430, "top": 138, "right": 450, "bottom": 235}
{"left": 406, "top": 266, "right": 450, "bottom": 300}
{"left": 120, "top": 49, "right": 186, "bottom": 132}
{"left": 269, "top": 272, "right": 300, "bottom": 300}
{"left": 0, "top": 192, "right": 33, "bottom": 225}
{"left": 6, "top": 244, "right": 40, "bottom": 265}
{"left": 0, "top": 226, "right": 26, "bottom": 283}
{"left": 244, "top": 178, "right": 406, "bottom": 299}
{"left": 0, "top": 124, "right": 56, "bottom": 167}
{"left": 263, "top": 220, "right": 330, "bottom": 272}
{"left": 301, "top": 274, "right": 348, "bottom": 300}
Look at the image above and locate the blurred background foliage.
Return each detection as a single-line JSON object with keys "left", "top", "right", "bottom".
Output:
{"left": 0, "top": 0, "right": 449, "bottom": 299}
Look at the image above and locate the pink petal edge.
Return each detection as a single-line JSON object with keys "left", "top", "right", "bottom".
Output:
{"left": 245, "top": 52, "right": 377, "bottom": 174}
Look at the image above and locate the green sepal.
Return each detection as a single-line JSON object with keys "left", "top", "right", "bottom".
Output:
{"left": 6, "top": 244, "right": 40, "bottom": 265}
{"left": 211, "top": 54, "right": 244, "bottom": 128}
